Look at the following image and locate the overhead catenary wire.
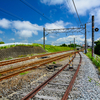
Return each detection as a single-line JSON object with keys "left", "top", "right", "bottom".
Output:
{"left": 0, "top": 7, "right": 43, "bottom": 29}
{"left": 66, "top": 0, "right": 79, "bottom": 27}
{"left": 72, "top": 0, "right": 82, "bottom": 26}
{"left": 20, "top": 0, "right": 53, "bottom": 23}
{"left": 0, "top": 8, "right": 23, "bottom": 21}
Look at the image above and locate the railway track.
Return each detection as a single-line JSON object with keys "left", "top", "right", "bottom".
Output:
{"left": 0, "top": 50, "right": 73, "bottom": 67}
{"left": 21, "top": 52, "right": 82, "bottom": 100}
{"left": 0, "top": 50, "right": 83, "bottom": 82}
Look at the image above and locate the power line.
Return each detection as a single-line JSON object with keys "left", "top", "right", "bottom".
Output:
{"left": 20, "top": 0, "right": 53, "bottom": 23}
{"left": 0, "top": 7, "right": 43, "bottom": 29}
{"left": 67, "top": 0, "right": 79, "bottom": 27}
{"left": 0, "top": 8, "right": 23, "bottom": 20}
{"left": 72, "top": 0, "right": 82, "bottom": 25}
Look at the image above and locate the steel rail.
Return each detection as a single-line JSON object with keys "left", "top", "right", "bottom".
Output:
{"left": 0, "top": 50, "right": 83, "bottom": 75}
{"left": 0, "top": 50, "right": 73, "bottom": 67}
{"left": 62, "top": 52, "right": 82, "bottom": 100}
{"left": 0, "top": 52, "right": 75, "bottom": 81}
{"left": 21, "top": 53, "right": 76, "bottom": 100}
{"left": 0, "top": 52, "right": 74, "bottom": 75}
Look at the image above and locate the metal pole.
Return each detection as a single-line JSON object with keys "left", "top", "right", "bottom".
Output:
{"left": 92, "top": 15, "right": 94, "bottom": 57}
{"left": 70, "top": 41, "right": 71, "bottom": 50}
{"left": 85, "top": 24, "right": 87, "bottom": 54}
{"left": 74, "top": 38, "right": 75, "bottom": 51}
{"left": 43, "top": 27, "right": 45, "bottom": 49}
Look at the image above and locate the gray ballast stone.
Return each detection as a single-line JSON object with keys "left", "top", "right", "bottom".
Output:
{"left": 68, "top": 52, "right": 100, "bottom": 100}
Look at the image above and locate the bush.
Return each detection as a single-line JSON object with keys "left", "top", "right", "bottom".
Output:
{"left": 0, "top": 41, "right": 5, "bottom": 44}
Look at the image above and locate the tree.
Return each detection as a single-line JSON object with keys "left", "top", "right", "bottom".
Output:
{"left": 94, "top": 39, "right": 100, "bottom": 55}
{"left": 60, "top": 43, "right": 67, "bottom": 47}
{"left": 0, "top": 41, "right": 5, "bottom": 44}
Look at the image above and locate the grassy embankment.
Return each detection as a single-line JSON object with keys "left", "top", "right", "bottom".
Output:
{"left": 0, "top": 43, "right": 74, "bottom": 75}
{"left": 86, "top": 48, "right": 100, "bottom": 74}
{"left": 0, "top": 43, "right": 74, "bottom": 53}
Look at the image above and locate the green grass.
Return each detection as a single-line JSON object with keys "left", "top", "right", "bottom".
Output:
{"left": 86, "top": 49, "right": 100, "bottom": 74}
{"left": 53, "top": 61, "right": 56, "bottom": 64}
{"left": 0, "top": 43, "right": 74, "bottom": 52}
{"left": 19, "top": 71, "right": 29, "bottom": 75}
{"left": 0, "top": 43, "right": 74, "bottom": 61}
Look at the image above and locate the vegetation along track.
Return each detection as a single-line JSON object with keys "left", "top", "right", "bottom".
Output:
{"left": 21, "top": 52, "right": 82, "bottom": 100}
{"left": 0, "top": 50, "right": 73, "bottom": 67}
{"left": 0, "top": 50, "right": 82, "bottom": 82}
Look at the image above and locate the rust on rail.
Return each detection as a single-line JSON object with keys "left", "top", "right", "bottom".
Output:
{"left": 62, "top": 52, "right": 82, "bottom": 100}
{"left": 21, "top": 53, "right": 76, "bottom": 100}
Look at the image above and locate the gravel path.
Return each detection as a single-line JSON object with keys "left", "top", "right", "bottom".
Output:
{"left": 68, "top": 52, "right": 100, "bottom": 100}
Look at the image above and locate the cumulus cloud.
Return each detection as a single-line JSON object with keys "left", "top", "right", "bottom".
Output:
{"left": 9, "top": 38, "right": 15, "bottom": 41}
{"left": 49, "top": 35, "right": 55, "bottom": 38}
{"left": 15, "top": 30, "right": 38, "bottom": 38}
{"left": 35, "top": 37, "right": 47, "bottom": 42}
{"left": 89, "top": 7, "right": 100, "bottom": 25}
{"left": 0, "top": 18, "right": 43, "bottom": 38}
{"left": 0, "top": 18, "right": 11, "bottom": 28}
{"left": 51, "top": 35, "right": 92, "bottom": 45}
{"left": 40, "top": 0, "right": 64, "bottom": 5}
{"left": 96, "top": 37, "right": 100, "bottom": 41}
{"left": 45, "top": 20, "right": 71, "bottom": 29}
{"left": 12, "top": 20, "right": 42, "bottom": 31}
{"left": 67, "top": 0, "right": 100, "bottom": 16}
{"left": 41, "top": 0, "right": 100, "bottom": 16}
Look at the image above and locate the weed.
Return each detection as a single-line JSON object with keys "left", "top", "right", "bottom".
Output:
{"left": 86, "top": 49, "right": 100, "bottom": 74}
{"left": 88, "top": 76, "right": 92, "bottom": 82}
{"left": 53, "top": 61, "right": 56, "bottom": 64}
{"left": 5, "top": 58, "right": 8, "bottom": 60}
{"left": 10, "top": 66, "right": 13, "bottom": 69}
{"left": 0, "top": 74, "right": 1, "bottom": 76}
{"left": 19, "top": 71, "right": 29, "bottom": 75}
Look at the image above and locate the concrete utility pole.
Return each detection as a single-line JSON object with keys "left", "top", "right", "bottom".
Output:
{"left": 70, "top": 41, "right": 71, "bottom": 50}
{"left": 85, "top": 24, "right": 87, "bottom": 54}
{"left": 74, "top": 38, "right": 75, "bottom": 51}
{"left": 43, "top": 27, "right": 45, "bottom": 49}
{"left": 92, "top": 15, "right": 94, "bottom": 57}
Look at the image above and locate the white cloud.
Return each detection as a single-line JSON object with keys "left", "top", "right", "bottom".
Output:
{"left": 0, "top": 18, "right": 11, "bottom": 28}
{"left": 45, "top": 20, "right": 71, "bottom": 29}
{"left": 89, "top": 7, "right": 100, "bottom": 25}
{"left": 51, "top": 35, "right": 92, "bottom": 45}
{"left": 40, "top": 0, "right": 64, "bottom": 5}
{"left": 12, "top": 20, "right": 42, "bottom": 31}
{"left": 0, "top": 30, "right": 3, "bottom": 34}
{"left": 96, "top": 37, "right": 100, "bottom": 41}
{"left": 49, "top": 35, "right": 55, "bottom": 38}
{"left": 15, "top": 30, "right": 38, "bottom": 38}
{"left": 9, "top": 38, "right": 15, "bottom": 41}
{"left": 41, "top": 0, "right": 100, "bottom": 16}
{"left": 67, "top": 0, "right": 100, "bottom": 16}
{"left": 0, "top": 18, "right": 43, "bottom": 38}
{"left": 35, "top": 37, "right": 47, "bottom": 42}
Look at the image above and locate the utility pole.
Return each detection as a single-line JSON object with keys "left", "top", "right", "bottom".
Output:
{"left": 85, "top": 24, "right": 87, "bottom": 54}
{"left": 43, "top": 27, "right": 45, "bottom": 49}
{"left": 92, "top": 15, "right": 94, "bottom": 57}
{"left": 74, "top": 38, "right": 75, "bottom": 51}
{"left": 70, "top": 41, "right": 71, "bottom": 50}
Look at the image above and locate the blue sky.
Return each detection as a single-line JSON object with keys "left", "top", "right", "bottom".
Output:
{"left": 0, "top": 0, "right": 100, "bottom": 46}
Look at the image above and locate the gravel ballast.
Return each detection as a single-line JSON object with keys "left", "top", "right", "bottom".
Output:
{"left": 68, "top": 52, "right": 100, "bottom": 100}
{"left": 1, "top": 52, "right": 100, "bottom": 100}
